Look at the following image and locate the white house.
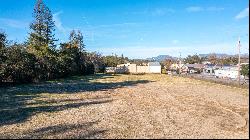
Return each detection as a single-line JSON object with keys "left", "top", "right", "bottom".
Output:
{"left": 148, "top": 62, "right": 161, "bottom": 73}
{"left": 214, "top": 66, "right": 244, "bottom": 79}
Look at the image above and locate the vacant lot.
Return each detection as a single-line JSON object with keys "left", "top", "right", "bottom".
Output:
{"left": 0, "top": 74, "right": 249, "bottom": 139}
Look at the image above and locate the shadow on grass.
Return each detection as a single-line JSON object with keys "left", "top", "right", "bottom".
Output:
{"left": 1, "top": 121, "right": 107, "bottom": 139}
{"left": 0, "top": 74, "right": 153, "bottom": 127}
{"left": 24, "top": 121, "right": 107, "bottom": 139}
{"left": 0, "top": 99, "right": 113, "bottom": 127}
{"left": 46, "top": 73, "right": 120, "bottom": 84}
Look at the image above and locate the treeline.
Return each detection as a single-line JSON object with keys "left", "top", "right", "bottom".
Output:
{"left": 182, "top": 54, "right": 241, "bottom": 65}
{"left": 0, "top": 0, "right": 127, "bottom": 85}
{"left": 160, "top": 54, "right": 249, "bottom": 70}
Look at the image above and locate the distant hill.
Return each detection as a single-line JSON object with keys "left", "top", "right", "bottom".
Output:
{"left": 199, "top": 53, "right": 249, "bottom": 58}
{"left": 146, "top": 55, "right": 177, "bottom": 62}
{"left": 144, "top": 53, "right": 249, "bottom": 62}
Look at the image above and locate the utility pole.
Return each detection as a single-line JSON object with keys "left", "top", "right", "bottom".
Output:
{"left": 179, "top": 52, "right": 181, "bottom": 75}
{"left": 237, "top": 36, "right": 241, "bottom": 85}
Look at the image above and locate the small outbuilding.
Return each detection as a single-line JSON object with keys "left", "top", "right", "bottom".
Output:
{"left": 148, "top": 62, "right": 161, "bottom": 73}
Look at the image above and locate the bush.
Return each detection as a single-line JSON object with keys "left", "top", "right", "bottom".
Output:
{"left": 0, "top": 44, "right": 98, "bottom": 85}
{"left": 241, "top": 64, "right": 249, "bottom": 78}
{"left": 161, "top": 68, "right": 167, "bottom": 74}
{"left": 0, "top": 45, "right": 37, "bottom": 83}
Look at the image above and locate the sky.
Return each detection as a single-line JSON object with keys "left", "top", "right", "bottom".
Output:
{"left": 0, "top": 0, "right": 249, "bottom": 59}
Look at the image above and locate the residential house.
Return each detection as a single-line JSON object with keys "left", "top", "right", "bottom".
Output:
{"left": 105, "top": 62, "right": 161, "bottom": 74}
{"left": 203, "top": 64, "right": 215, "bottom": 75}
{"left": 185, "top": 64, "right": 205, "bottom": 74}
{"left": 214, "top": 65, "right": 245, "bottom": 79}
{"left": 214, "top": 66, "right": 238, "bottom": 79}
{"left": 203, "top": 64, "right": 230, "bottom": 75}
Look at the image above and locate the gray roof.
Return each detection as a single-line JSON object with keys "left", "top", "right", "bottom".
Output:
{"left": 185, "top": 64, "right": 205, "bottom": 69}
{"left": 148, "top": 62, "right": 161, "bottom": 66}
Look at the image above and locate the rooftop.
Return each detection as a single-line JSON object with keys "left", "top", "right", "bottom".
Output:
{"left": 148, "top": 62, "right": 161, "bottom": 66}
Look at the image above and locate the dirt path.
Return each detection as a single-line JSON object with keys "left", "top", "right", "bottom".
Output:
{"left": 0, "top": 74, "right": 248, "bottom": 138}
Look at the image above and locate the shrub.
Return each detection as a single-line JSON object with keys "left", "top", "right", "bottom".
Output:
{"left": 161, "top": 68, "right": 167, "bottom": 74}
{"left": 1, "top": 45, "right": 37, "bottom": 83}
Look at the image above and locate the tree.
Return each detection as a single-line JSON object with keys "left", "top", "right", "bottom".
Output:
{"left": 161, "top": 59, "right": 174, "bottom": 70}
{"left": 58, "top": 30, "right": 88, "bottom": 75}
{"left": 87, "top": 52, "right": 105, "bottom": 73}
{"left": 28, "top": 0, "right": 57, "bottom": 55}
{"left": 0, "top": 43, "right": 37, "bottom": 83}
{"left": 208, "top": 54, "right": 217, "bottom": 64}
{"left": 68, "top": 30, "right": 87, "bottom": 74}
{"left": 219, "top": 57, "right": 238, "bottom": 65}
{"left": 77, "top": 30, "right": 85, "bottom": 53}
{"left": 28, "top": 0, "right": 46, "bottom": 49}
{"left": 241, "top": 64, "right": 249, "bottom": 79}
{"left": 120, "top": 54, "right": 125, "bottom": 64}
{"left": 58, "top": 42, "right": 76, "bottom": 76}
{"left": 44, "top": 6, "right": 57, "bottom": 48}
{"left": 1, "top": 0, "right": 97, "bottom": 85}
{"left": 0, "top": 31, "right": 8, "bottom": 83}
{"left": 76, "top": 30, "right": 86, "bottom": 74}
{"left": 0, "top": 30, "right": 7, "bottom": 49}
{"left": 103, "top": 55, "right": 120, "bottom": 67}
{"left": 184, "top": 54, "right": 202, "bottom": 64}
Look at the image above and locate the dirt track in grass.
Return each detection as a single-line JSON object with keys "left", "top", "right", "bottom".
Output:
{"left": 0, "top": 74, "right": 248, "bottom": 139}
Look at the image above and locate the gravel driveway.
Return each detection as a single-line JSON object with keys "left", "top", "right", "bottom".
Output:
{"left": 0, "top": 74, "right": 248, "bottom": 139}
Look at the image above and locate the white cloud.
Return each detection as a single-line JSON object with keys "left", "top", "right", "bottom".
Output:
{"left": 172, "top": 40, "right": 179, "bottom": 44}
{"left": 151, "top": 8, "right": 175, "bottom": 16}
{"left": 186, "top": 6, "right": 204, "bottom": 12}
{"left": 206, "top": 7, "right": 224, "bottom": 11}
{"left": 96, "top": 22, "right": 138, "bottom": 28}
{"left": 235, "top": 7, "right": 249, "bottom": 20}
{"left": 152, "top": 9, "right": 166, "bottom": 16}
{"left": 0, "top": 18, "right": 28, "bottom": 29}
{"left": 53, "top": 11, "right": 67, "bottom": 34}
{"left": 127, "top": 8, "right": 175, "bottom": 16}
{"left": 186, "top": 6, "right": 224, "bottom": 12}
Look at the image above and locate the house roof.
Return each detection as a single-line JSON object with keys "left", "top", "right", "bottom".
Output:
{"left": 185, "top": 64, "right": 205, "bottom": 69}
{"left": 206, "top": 64, "right": 215, "bottom": 67}
{"left": 148, "top": 62, "right": 161, "bottom": 66}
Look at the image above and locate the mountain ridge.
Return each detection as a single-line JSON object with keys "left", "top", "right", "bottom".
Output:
{"left": 144, "top": 53, "right": 249, "bottom": 62}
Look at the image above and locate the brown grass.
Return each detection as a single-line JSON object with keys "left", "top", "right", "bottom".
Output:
{"left": 0, "top": 74, "right": 248, "bottom": 139}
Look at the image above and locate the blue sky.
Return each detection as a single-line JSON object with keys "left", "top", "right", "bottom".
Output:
{"left": 0, "top": 0, "right": 249, "bottom": 59}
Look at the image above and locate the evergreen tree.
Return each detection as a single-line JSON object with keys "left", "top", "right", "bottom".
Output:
{"left": 69, "top": 30, "right": 78, "bottom": 49}
{"left": 121, "top": 54, "right": 125, "bottom": 64}
{"left": 77, "top": 30, "right": 85, "bottom": 53}
{"left": 0, "top": 30, "right": 7, "bottom": 49}
{"left": 28, "top": 0, "right": 46, "bottom": 50}
{"left": 68, "top": 30, "right": 85, "bottom": 51}
{"left": 28, "top": 0, "right": 56, "bottom": 55}
{"left": 1, "top": 1, "right": 96, "bottom": 85}
{"left": 77, "top": 30, "right": 86, "bottom": 74}
{"left": 44, "top": 6, "right": 57, "bottom": 49}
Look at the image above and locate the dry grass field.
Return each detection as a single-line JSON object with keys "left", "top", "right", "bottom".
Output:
{"left": 0, "top": 74, "right": 249, "bottom": 139}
